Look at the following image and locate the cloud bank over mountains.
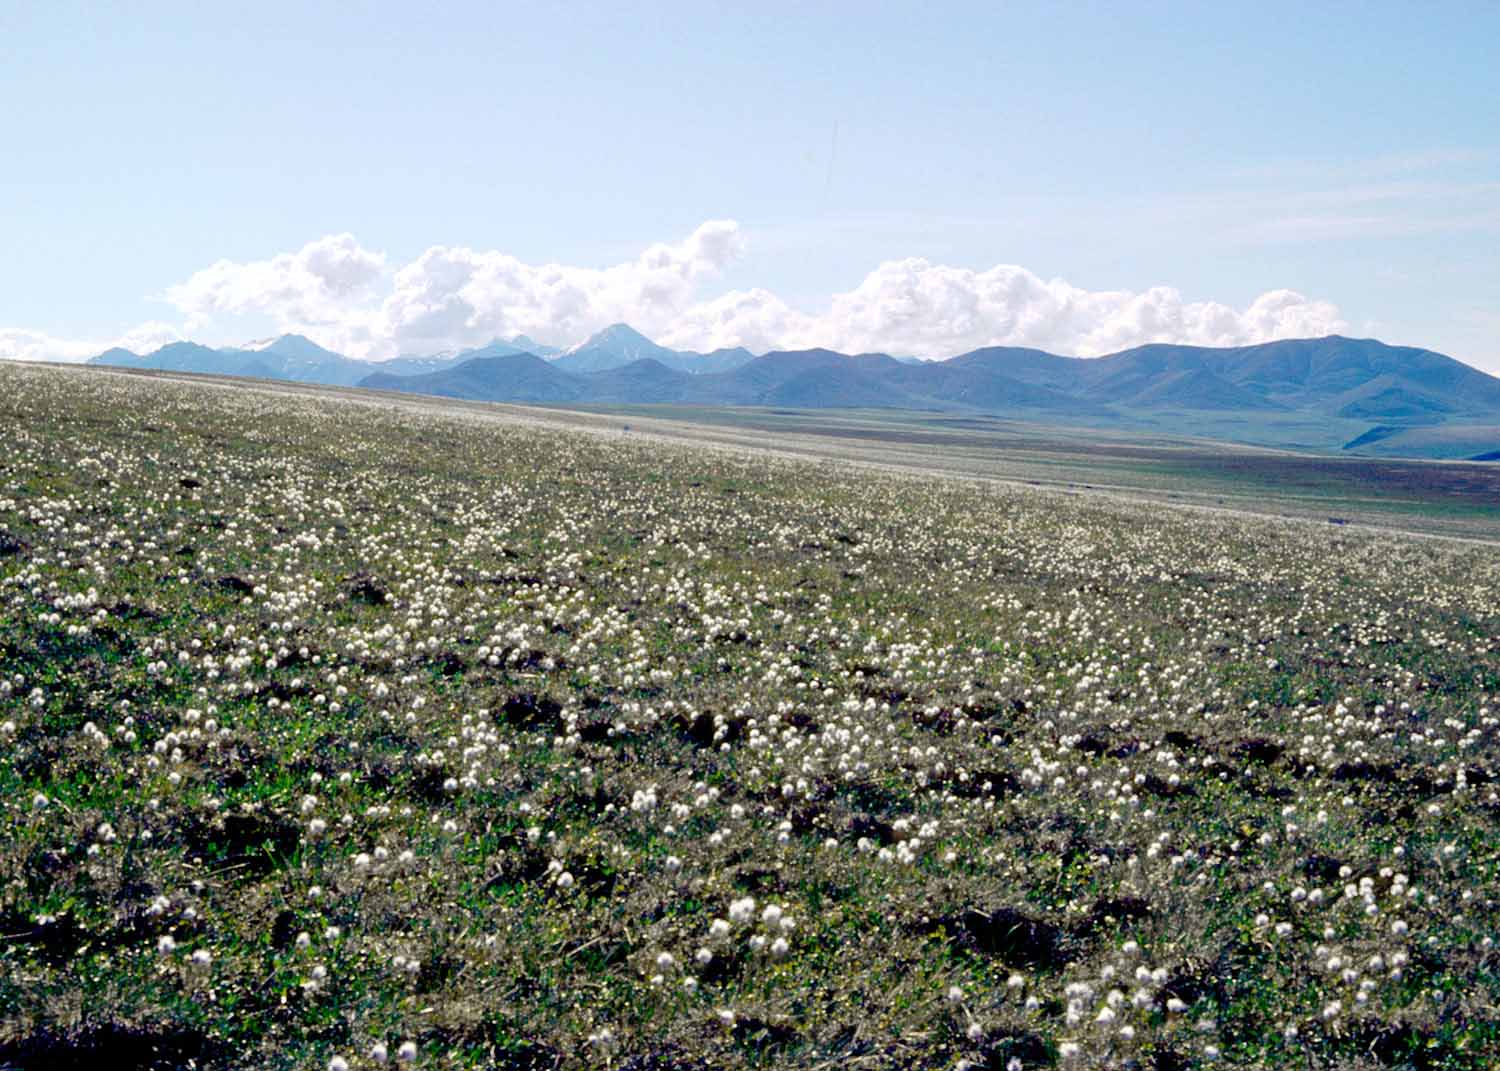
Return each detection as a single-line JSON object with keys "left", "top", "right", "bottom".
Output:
{"left": 0, "top": 322, "right": 186, "bottom": 364}
{"left": 4, "top": 220, "right": 1347, "bottom": 362}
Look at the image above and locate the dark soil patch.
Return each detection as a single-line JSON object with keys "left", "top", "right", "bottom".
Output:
{"left": 951, "top": 906, "right": 1069, "bottom": 969}
{"left": 428, "top": 650, "right": 466, "bottom": 676}
{"left": 416, "top": 950, "right": 463, "bottom": 993}
{"left": 1159, "top": 956, "right": 1226, "bottom": 1008}
{"left": 576, "top": 717, "right": 614, "bottom": 743}
{"left": 1076, "top": 896, "right": 1153, "bottom": 937}
{"left": 976, "top": 1032, "right": 1053, "bottom": 1069}
{"left": 270, "top": 908, "right": 299, "bottom": 950}
{"left": 410, "top": 764, "right": 458, "bottom": 803}
{"left": 1074, "top": 732, "right": 1112, "bottom": 755}
{"left": 1151, "top": 1047, "right": 1192, "bottom": 1071}
{"left": 948, "top": 768, "right": 1021, "bottom": 799}
{"left": 1237, "top": 738, "right": 1284, "bottom": 764}
{"left": 1355, "top": 1023, "right": 1437, "bottom": 1070}
{"left": 0, "top": 1022, "right": 222, "bottom": 1070}
{"left": 0, "top": 910, "right": 91, "bottom": 966}
{"left": 183, "top": 811, "right": 301, "bottom": 879}
{"left": 1331, "top": 760, "right": 1400, "bottom": 784}
{"left": 847, "top": 813, "right": 897, "bottom": 846}
{"left": 783, "top": 800, "right": 826, "bottom": 834}
{"left": 344, "top": 572, "right": 389, "bottom": 605}
{"left": 495, "top": 693, "right": 563, "bottom": 732}
{"left": 1302, "top": 854, "right": 1347, "bottom": 884}
{"left": 1141, "top": 773, "right": 1194, "bottom": 799}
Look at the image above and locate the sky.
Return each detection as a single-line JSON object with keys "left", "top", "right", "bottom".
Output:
{"left": 2, "top": 1, "right": 1498, "bottom": 369}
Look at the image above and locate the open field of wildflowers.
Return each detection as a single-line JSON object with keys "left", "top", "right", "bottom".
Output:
{"left": 2, "top": 362, "right": 1499, "bottom": 1070}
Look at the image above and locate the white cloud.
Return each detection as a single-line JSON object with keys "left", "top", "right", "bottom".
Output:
{"left": 115, "top": 321, "right": 187, "bottom": 353}
{"left": 164, "top": 233, "right": 386, "bottom": 330}
{"left": 0, "top": 322, "right": 183, "bottom": 363}
{"left": 379, "top": 219, "right": 743, "bottom": 354}
{"left": 5, "top": 220, "right": 1348, "bottom": 363}
{"left": 0, "top": 329, "right": 93, "bottom": 363}
{"left": 657, "top": 288, "right": 812, "bottom": 355}
{"left": 666, "top": 260, "right": 1346, "bottom": 357}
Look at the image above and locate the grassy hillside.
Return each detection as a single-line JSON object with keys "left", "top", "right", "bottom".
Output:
{"left": 3, "top": 364, "right": 1500, "bottom": 1069}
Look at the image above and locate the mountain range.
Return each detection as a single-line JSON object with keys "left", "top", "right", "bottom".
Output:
{"left": 89, "top": 324, "right": 750, "bottom": 385}
{"left": 90, "top": 334, "right": 536, "bottom": 387}
{"left": 87, "top": 327, "right": 1500, "bottom": 458}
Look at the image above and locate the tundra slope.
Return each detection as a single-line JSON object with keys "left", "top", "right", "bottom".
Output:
{"left": 2, "top": 362, "right": 1500, "bottom": 1070}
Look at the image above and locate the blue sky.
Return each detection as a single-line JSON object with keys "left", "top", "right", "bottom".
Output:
{"left": 3, "top": 1, "right": 1498, "bottom": 368}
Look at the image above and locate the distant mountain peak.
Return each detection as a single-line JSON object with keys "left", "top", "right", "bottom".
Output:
{"left": 565, "top": 322, "right": 656, "bottom": 355}
{"left": 598, "top": 322, "right": 649, "bottom": 339}
{"left": 506, "top": 334, "right": 561, "bottom": 357}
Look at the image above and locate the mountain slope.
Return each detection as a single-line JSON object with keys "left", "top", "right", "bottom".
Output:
{"left": 553, "top": 324, "right": 756, "bottom": 375}
{"left": 583, "top": 358, "right": 694, "bottom": 403}
{"left": 509, "top": 334, "right": 561, "bottom": 358}
{"left": 225, "top": 334, "right": 372, "bottom": 385}
{"left": 360, "top": 353, "right": 585, "bottom": 403}
{"left": 377, "top": 340, "right": 528, "bottom": 378}
{"left": 553, "top": 324, "right": 680, "bottom": 374}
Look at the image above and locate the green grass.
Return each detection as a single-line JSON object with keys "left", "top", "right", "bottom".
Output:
{"left": 1, "top": 363, "right": 1500, "bottom": 1069}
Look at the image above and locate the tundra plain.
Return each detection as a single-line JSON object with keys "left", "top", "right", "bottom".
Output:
{"left": 2, "top": 362, "right": 1500, "bottom": 1070}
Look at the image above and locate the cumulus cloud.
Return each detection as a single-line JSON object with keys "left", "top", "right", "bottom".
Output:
{"left": 667, "top": 260, "right": 1346, "bottom": 357}
{"left": 0, "top": 322, "right": 183, "bottom": 363}
{"left": 654, "top": 288, "right": 810, "bottom": 355}
{"left": 5, "top": 220, "right": 1348, "bottom": 363}
{"left": 165, "top": 233, "right": 386, "bottom": 329}
{"left": 380, "top": 220, "right": 743, "bottom": 354}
